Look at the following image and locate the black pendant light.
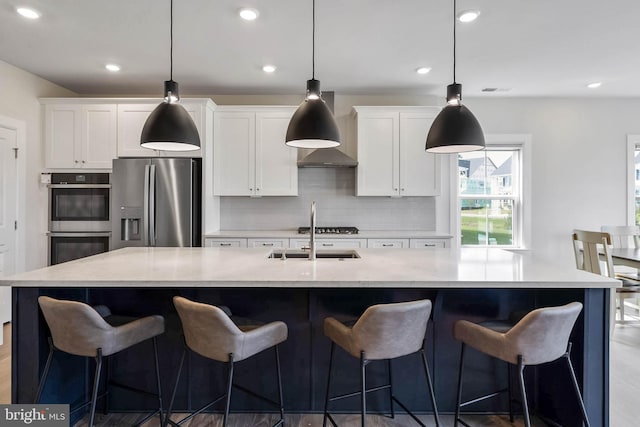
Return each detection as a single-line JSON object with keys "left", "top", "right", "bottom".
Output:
{"left": 285, "top": 0, "right": 340, "bottom": 148}
{"left": 426, "top": 0, "right": 484, "bottom": 154}
{"left": 141, "top": 0, "right": 200, "bottom": 151}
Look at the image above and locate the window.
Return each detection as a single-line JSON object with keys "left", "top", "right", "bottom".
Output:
{"left": 458, "top": 147, "right": 522, "bottom": 247}
{"left": 627, "top": 136, "right": 640, "bottom": 225}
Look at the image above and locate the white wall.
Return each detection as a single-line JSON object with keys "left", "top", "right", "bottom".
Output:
{"left": 0, "top": 60, "right": 76, "bottom": 270}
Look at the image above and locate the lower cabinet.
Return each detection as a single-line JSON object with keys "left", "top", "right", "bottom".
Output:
{"left": 367, "top": 239, "right": 410, "bottom": 248}
{"left": 409, "top": 239, "right": 448, "bottom": 248}
{"left": 204, "top": 238, "right": 248, "bottom": 248}
{"left": 289, "top": 238, "right": 367, "bottom": 250}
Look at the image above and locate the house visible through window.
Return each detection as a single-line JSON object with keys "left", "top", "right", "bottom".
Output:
{"left": 459, "top": 148, "right": 521, "bottom": 247}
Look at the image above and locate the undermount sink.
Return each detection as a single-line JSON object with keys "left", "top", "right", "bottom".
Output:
{"left": 268, "top": 249, "right": 360, "bottom": 260}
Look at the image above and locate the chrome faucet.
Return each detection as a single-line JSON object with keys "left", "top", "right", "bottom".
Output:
{"left": 309, "top": 201, "right": 316, "bottom": 260}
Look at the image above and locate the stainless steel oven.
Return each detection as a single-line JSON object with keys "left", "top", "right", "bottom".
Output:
{"left": 48, "top": 173, "right": 111, "bottom": 265}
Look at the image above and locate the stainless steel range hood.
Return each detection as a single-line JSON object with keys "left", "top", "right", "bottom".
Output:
{"left": 296, "top": 91, "right": 358, "bottom": 168}
{"left": 297, "top": 147, "right": 358, "bottom": 168}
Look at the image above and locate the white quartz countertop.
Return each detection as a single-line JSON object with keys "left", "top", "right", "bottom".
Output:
{"left": 0, "top": 247, "right": 619, "bottom": 289}
{"left": 204, "top": 230, "right": 453, "bottom": 239}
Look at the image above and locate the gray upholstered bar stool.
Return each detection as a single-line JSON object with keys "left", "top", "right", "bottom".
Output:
{"left": 453, "top": 302, "right": 590, "bottom": 427}
{"left": 164, "top": 296, "right": 288, "bottom": 427}
{"left": 35, "top": 296, "right": 166, "bottom": 427}
{"left": 323, "top": 299, "right": 440, "bottom": 427}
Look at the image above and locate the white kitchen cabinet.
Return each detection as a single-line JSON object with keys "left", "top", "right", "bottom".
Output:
{"left": 247, "top": 238, "right": 289, "bottom": 248}
{"left": 289, "top": 238, "right": 367, "bottom": 250}
{"left": 213, "top": 107, "right": 297, "bottom": 196}
{"left": 204, "top": 238, "right": 247, "bottom": 248}
{"left": 367, "top": 238, "right": 410, "bottom": 248}
{"left": 353, "top": 106, "right": 441, "bottom": 196}
{"left": 117, "top": 101, "right": 204, "bottom": 158}
{"left": 44, "top": 103, "right": 117, "bottom": 169}
{"left": 409, "top": 238, "right": 448, "bottom": 248}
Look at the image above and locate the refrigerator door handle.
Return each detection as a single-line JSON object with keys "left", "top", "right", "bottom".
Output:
{"left": 143, "top": 164, "right": 150, "bottom": 246}
{"left": 149, "top": 164, "right": 156, "bottom": 247}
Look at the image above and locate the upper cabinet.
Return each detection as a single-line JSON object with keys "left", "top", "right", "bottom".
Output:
{"left": 353, "top": 106, "right": 441, "bottom": 197}
{"left": 42, "top": 98, "right": 214, "bottom": 170}
{"left": 213, "top": 106, "right": 298, "bottom": 196}
{"left": 44, "top": 103, "right": 117, "bottom": 169}
{"left": 117, "top": 101, "right": 205, "bottom": 158}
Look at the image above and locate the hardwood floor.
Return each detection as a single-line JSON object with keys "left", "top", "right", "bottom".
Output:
{"left": 0, "top": 320, "right": 638, "bottom": 426}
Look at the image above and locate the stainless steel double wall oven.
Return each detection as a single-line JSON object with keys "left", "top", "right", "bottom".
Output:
{"left": 48, "top": 173, "right": 111, "bottom": 265}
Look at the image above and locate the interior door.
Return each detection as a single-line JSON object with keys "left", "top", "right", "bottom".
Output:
{"left": 0, "top": 125, "right": 18, "bottom": 327}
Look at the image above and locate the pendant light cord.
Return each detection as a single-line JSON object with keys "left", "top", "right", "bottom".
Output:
{"left": 312, "top": 0, "right": 315, "bottom": 79}
{"left": 170, "top": 0, "right": 174, "bottom": 81}
{"left": 453, "top": 0, "right": 456, "bottom": 84}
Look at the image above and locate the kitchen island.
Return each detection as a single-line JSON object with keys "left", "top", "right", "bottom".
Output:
{"left": 2, "top": 247, "right": 618, "bottom": 426}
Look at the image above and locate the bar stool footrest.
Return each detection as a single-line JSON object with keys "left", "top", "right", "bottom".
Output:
{"left": 459, "top": 387, "right": 508, "bottom": 407}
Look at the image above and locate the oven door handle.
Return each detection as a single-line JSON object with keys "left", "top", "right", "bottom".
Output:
{"left": 47, "top": 232, "right": 112, "bottom": 237}
{"left": 48, "top": 184, "right": 111, "bottom": 189}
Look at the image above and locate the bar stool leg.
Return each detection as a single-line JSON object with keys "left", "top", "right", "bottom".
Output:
{"left": 360, "top": 351, "right": 367, "bottom": 427}
{"left": 34, "top": 338, "right": 54, "bottom": 404}
{"left": 223, "top": 353, "right": 235, "bottom": 427}
{"left": 420, "top": 348, "right": 440, "bottom": 427}
{"left": 274, "top": 345, "right": 285, "bottom": 424}
{"left": 103, "top": 356, "right": 111, "bottom": 415}
{"left": 507, "top": 363, "right": 515, "bottom": 423}
{"left": 323, "top": 342, "right": 336, "bottom": 427}
{"left": 163, "top": 347, "right": 186, "bottom": 427}
{"left": 516, "top": 355, "right": 531, "bottom": 427}
{"left": 564, "top": 345, "right": 591, "bottom": 427}
{"left": 454, "top": 343, "right": 466, "bottom": 427}
{"left": 88, "top": 349, "right": 104, "bottom": 427}
{"left": 152, "top": 337, "right": 165, "bottom": 426}
{"left": 387, "top": 359, "right": 395, "bottom": 419}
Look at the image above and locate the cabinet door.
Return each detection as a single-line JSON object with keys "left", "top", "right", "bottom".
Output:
{"left": 44, "top": 104, "right": 82, "bottom": 169}
{"left": 367, "top": 238, "right": 409, "bottom": 248}
{"left": 81, "top": 104, "right": 117, "bottom": 169}
{"left": 117, "top": 103, "right": 203, "bottom": 158}
{"left": 255, "top": 111, "right": 298, "bottom": 196}
{"left": 409, "top": 239, "right": 448, "bottom": 248}
{"left": 356, "top": 111, "right": 399, "bottom": 196}
{"left": 399, "top": 112, "right": 440, "bottom": 196}
{"left": 204, "top": 238, "right": 248, "bottom": 248}
{"left": 213, "top": 111, "right": 255, "bottom": 196}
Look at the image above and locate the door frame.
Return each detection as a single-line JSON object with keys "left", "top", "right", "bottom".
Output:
{"left": 0, "top": 114, "right": 27, "bottom": 274}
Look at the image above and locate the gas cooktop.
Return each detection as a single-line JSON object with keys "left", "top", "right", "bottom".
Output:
{"left": 297, "top": 227, "right": 359, "bottom": 235}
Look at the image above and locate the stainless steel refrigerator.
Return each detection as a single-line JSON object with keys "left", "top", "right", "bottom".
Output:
{"left": 111, "top": 158, "right": 201, "bottom": 249}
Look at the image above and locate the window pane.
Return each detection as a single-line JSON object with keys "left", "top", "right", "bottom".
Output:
{"left": 459, "top": 151, "right": 514, "bottom": 196}
{"left": 488, "top": 200, "right": 513, "bottom": 245}
{"left": 461, "top": 200, "right": 488, "bottom": 245}
{"left": 488, "top": 152, "right": 514, "bottom": 196}
{"left": 636, "top": 149, "right": 640, "bottom": 225}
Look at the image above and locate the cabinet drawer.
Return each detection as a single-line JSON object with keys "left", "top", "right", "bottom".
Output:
{"left": 367, "top": 239, "right": 409, "bottom": 249}
{"left": 409, "top": 239, "right": 447, "bottom": 249}
{"left": 204, "top": 238, "right": 248, "bottom": 248}
{"left": 247, "top": 238, "right": 289, "bottom": 248}
{"left": 289, "top": 238, "right": 366, "bottom": 250}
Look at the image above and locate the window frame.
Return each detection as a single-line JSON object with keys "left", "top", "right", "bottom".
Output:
{"left": 626, "top": 135, "right": 640, "bottom": 225}
{"left": 454, "top": 134, "right": 531, "bottom": 250}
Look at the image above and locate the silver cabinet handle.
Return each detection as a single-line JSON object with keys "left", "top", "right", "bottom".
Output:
{"left": 401, "top": 188, "right": 405, "bottom": 191}
{"left": 74, "top": 160, "right": 79, "bottom": 164}
{"left": 322, "top": 243, "right": 334, "bottom": 247}
{"left": 382, "top": 243, "right": 393, "bottom": 247}
{"left": 82, "top": 160, "right": 86, "bottom": 163}
{"left": 220, "top": 243, "right": 232, "bottom": 247}
{"left": 423, "top": 243, "right": 436, "bottom": 247}
{"left": 256, "top": 188, "right": 260, "bottom": 191}
{"left": 262, "top": 242, "right": 274, "bottom": 246}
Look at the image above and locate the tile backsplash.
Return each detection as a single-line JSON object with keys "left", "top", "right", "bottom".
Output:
{"left": 220, "top": 168, "right": 436, "bottom": 230}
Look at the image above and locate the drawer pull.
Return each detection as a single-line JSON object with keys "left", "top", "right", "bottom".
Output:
{"left": 382, "top": 243, "right": 394, "bottom": 247}
{"left": 262, "top": 243, "right": 274, "bottom": 246}
{"left": 423, "top": 243, "right": 436, "bottom": 247}
{"left": 220, "top": 243, "right": 232, "bottom": 247}
{"left": 322, "top": 243, "right": 334, "bottom": 247}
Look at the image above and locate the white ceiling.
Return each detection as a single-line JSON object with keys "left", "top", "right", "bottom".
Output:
{"left": 1, "top": 0, "right": 638, "bottom": 98}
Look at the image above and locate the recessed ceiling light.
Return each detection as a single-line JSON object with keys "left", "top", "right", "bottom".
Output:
{"left": 262, "top": 65, "right": 277, "bottom": 73}
{"left": 105, "top": 64, "right": 121, "bottom": 72}
{"left": 416, "top": 67, "right": 431, "bottom": 75}
{"left": 16, "top": 7, "right": 40, "bottom": 19}
{"left": 239, "top": 8, "right": 259, "bottom": 21}
{"left": 587, "top": 82, "right": 602, "bottom": 89}
{"left": 457, "top": 10, "right": 480, "bottom": 23}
